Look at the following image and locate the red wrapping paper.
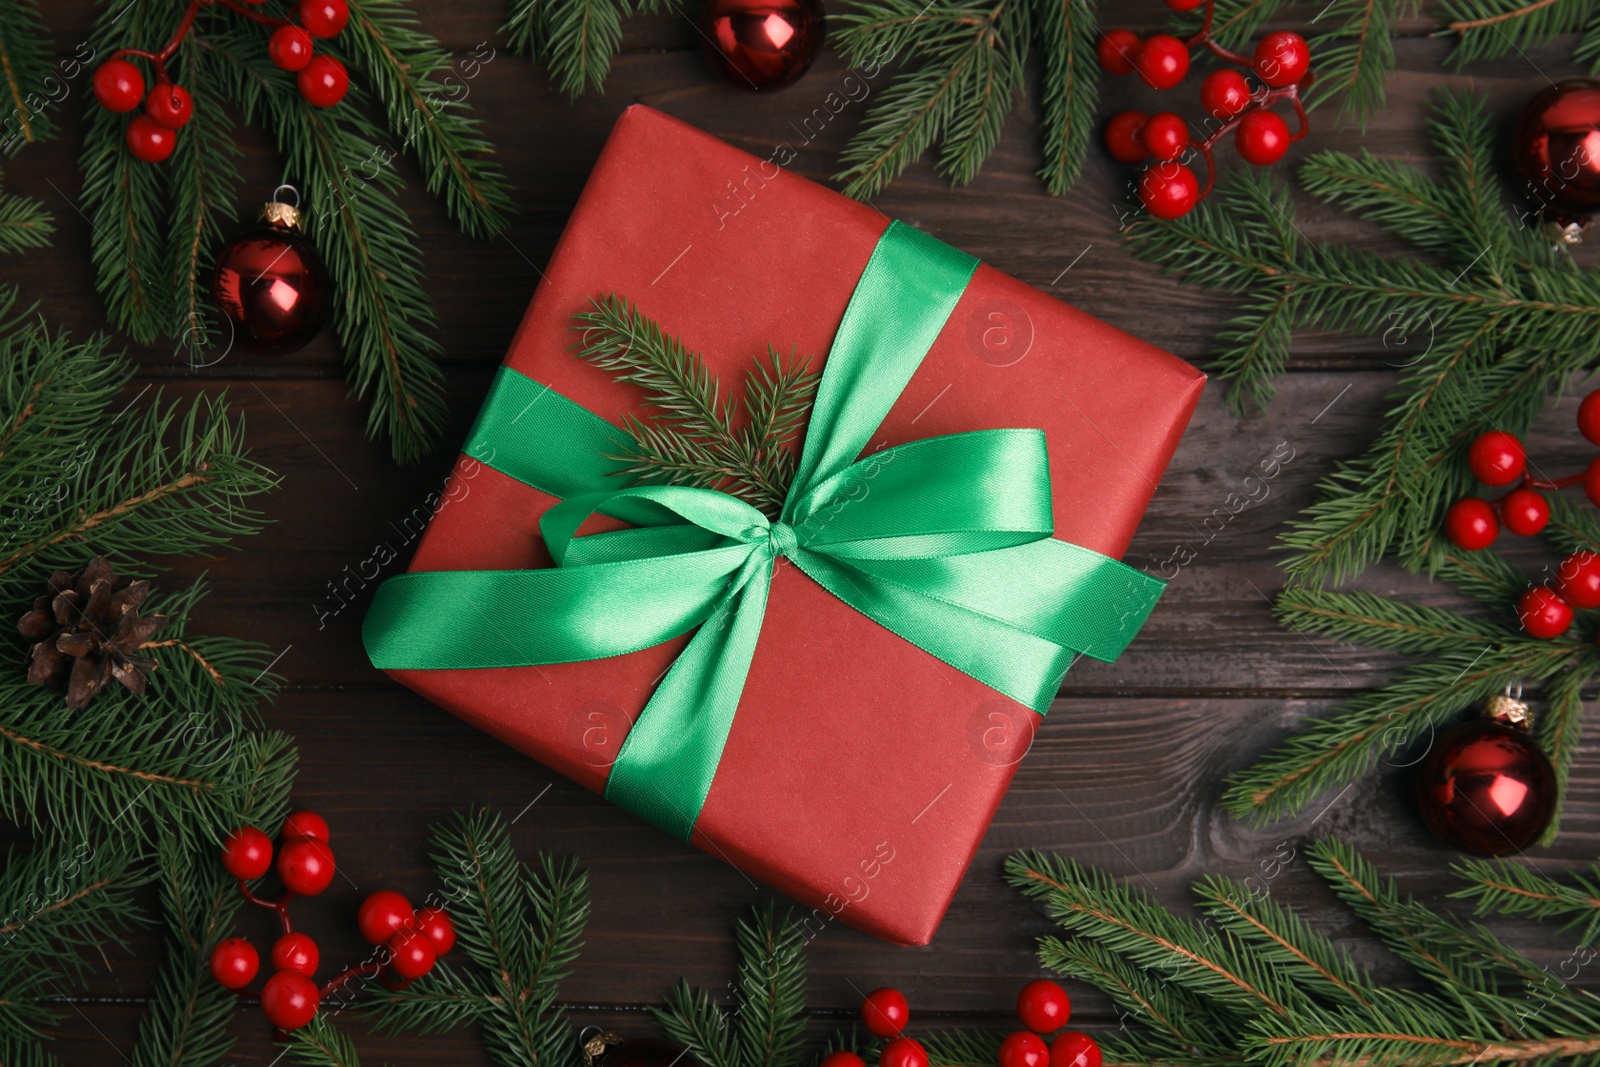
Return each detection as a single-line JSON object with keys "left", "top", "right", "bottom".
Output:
{"left": 390, "top": 105, "right": 1204, "bottom": 946}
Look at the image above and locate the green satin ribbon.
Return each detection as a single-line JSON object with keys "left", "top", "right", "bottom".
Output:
{"left": 364, "top": 221, "right": 1165, "bottom": 841}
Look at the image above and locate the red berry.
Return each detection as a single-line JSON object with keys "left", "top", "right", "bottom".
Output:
{"left": 1138, "top": 162, "right": 1200, "bottom": 220}
{"left": 299, "top": 0, "right": 350, "bottom": 37}
{"left": 1201, "top": 69, "right": 1252, "bottom": 119}
{"left": 1518, "top": 586, "right": 1573, "bottom": 639}
{"left": 1049, "top": 1033, "right": 1101, "bottom": 1067}
{"left": 1235, "top": 109, "right": 1290, "bottom": 166}
{"left": 1165, "top": 0, "right": 1204, "bottom": 8}
{"left": 1443, "top": 498, "right": 1499, "bottom": 551}
{"left": 998, "top": 1032, "right": 1050, "bottom": 1067}
{"left": 126, "top": 116, "right": 176, "bottom": 163}
{"left": 1501, "top": 488, "right": 1550, "bottom": 537}
{"left": 281, "top": 810, "right": 330, "bottom": 842}
{"left": 1140, "top": 112, "right": 1189, "bottom": 162}
{"left": 862, "top": 987, "right": 910, "bottom": 1037}
{"left": 822, "top": 1055, "right": 867, "bottom": 1067}
{"left": 209, "top": 937, "right": 259, "bottom": 990}
{"left": 415, "top": 906, "right": 457, "bottom": 954}
{"left": 1134, "top": 35, "right": 1189, "bottom": 90}
{"left": 1096, "top": 29, "right": 1141, "bottom": 76}
{"left": 1016, "top": 979, "right": 1071, "bottom": 1033}
{"left": 1104, "top": 110, "right": 1148, "bottom": 164}
{"left": 1580, "top": 389, "right": 1600, "bottom": 445}
{"left": 261, "top": 969, "right": 319, "bottom": 1030}
{"left": 144, "top": 83, "right": 192, "bottom": 129}
{"left": 1467, "top": 430, "right": 1526, "bottom": 486}
{"left": 880, "top": 1038, "right": 928, "bottom": 1067}
{"left": 1587, "top": 456, "right": 1600, "bottom": 507}
{"left": 221, "top": 826, "right": 273, "bottom": 880}
{"left": 298, "top": 55, "right": 349, "bottom": 107}
{"left": 277, "top": 837, "right": 336, "bottom": 895}
{"left": 93, "top": 60, "right": 146, "bottom": 112}
{"left": 1558, "top": 550, "right": 1600, "bottom": 609}
{"left": 387, "top": 927, "right": 438, "bottom": 980}
{"left": 358, "top": 890, "right": 414, "bottom": 945}
{"left": 269, "top": 26, "right": 315, "bottom": 72}
{"left": 271, "top": 932, "right": 320, "bottom": 977}
{"left": 1254, "top": 31, "right": 1310, "bottom": 87}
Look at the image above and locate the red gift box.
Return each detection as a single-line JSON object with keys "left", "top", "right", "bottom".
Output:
{"left": 386, "top": 105, "right": 1203, "bottom": 946}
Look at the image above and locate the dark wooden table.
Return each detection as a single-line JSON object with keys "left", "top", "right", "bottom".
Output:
{"left": 19, "top": 3, "right": 1600, "bottom": 1063}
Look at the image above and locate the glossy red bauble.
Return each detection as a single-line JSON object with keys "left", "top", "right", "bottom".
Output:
{"left": 1444, "top": 498, "right": 1499, "bottom": 551}
{"left": 1511, "top": 80, "right": 1600, "bottom": 217}
{"left": 1518, "top": 586, "right": 1573, "bottom": 638}
{"left": 387, "top": 927, "right": 438, "bottom": 980}
{"left": 221, "top": 826, "right": 273, "bottom": 880}
{"left": 1140, "top": 112, "right": 1189, "bottom": 162}
{"left": 1096, "top": 29, "right": 1141, "bottom": 76}
{"left": 1103, "top": 110, "right": 1148, "bottom": 163}
{"left": 1254, "top": 31, "right": 1310, "bottom": 87}
{"left": 212, "top": 211, "right": 329, "bottom": 355}
{"left": 696, "top": 0, "right": 824, "bottom": 90}
{"left": 1200, "top": 68, "right": 1252, "bottom": 119}
{"left": 1559, "top": 550, "right": 1600, "bottom": 609}
{"left": 209, "top": 937, "right": 259, "bottom": 990}
{"left": 1049, "top": 1033, "right": 1101, "bottom": 1067}
{"left": 298, "top": 55, "right": 349, "bottom": 107}
{"left": 299, "top": 0, "right": 350, "bottom": 37}
{"left": 269, "top": 26, "right": 316, "bottom": 72}
{"left": 144, "top": 84, "right": 192, "bottom": 129}
{"left": 358, "top": 889, "right": 414, "bottom": 944}
{"left": 414, "top": 906, "right": 457, "bottom": 954}
{"left": 282, "top": 810, "right": 330, "bottom": 841}
{"left": 998, "top": 1032, "right": 1050, "bottom": 1067}
{"left": 126, "top": 116, "right": 176, "bottom": 163}
{"left": 94, "top": 60, "right": 146, "bottom": 112}
{"left": 1138, "top": 162, "right": 1199, "bottom": 220}
{"left": 271, "top": 931, "right": 320, "bottom": 977}
{"left": 261, "top": 969, "right": 320, "bottom": 1030}
{"left": 1235, "top": 109, "right": 1290, "bottom": 166}
{"left": 862, "top": 987, "right": 910, "bottom": 1037}
{"left": 1580, "top": 389, "right": 1600, "bottom": 445}
{"left": 1417, "top": 719, "right": 1556, "bottom": 854}
{"left": 277, "top": 837, "right": 336, "bottom": 895}
{"left": 1134, "top": 35, "right": 1189, "bottom": 90}
{"left": 1016, "top": 979, "right": 1071, "bottom": 1033}
{"left": 821, "top": 1054, "right": 868, "bottom": 1067}
{"left": 1467, "top": 430, "right": 1526, "bottom": 485}
{"left": 879, "top": 1038, "right": 928, "bottom": 1067}
{"left": 1501, "top": 488, "right": 1550, "bottom": 537}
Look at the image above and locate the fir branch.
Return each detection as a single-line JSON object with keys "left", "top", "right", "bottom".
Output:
{"left": 1545, "top": 492, "right": 1600, "bottom": 556}
{"left": 1032, "top": 0, "right": 1097, "bottom": 196}
{"left": 656, "top": 980, "right": 742, "bottom": 1067}
{"left": 1274, "top": 587, "right": 1507, "bottom": 656}
{"left": 1304, "top": 0, "right": 1416, "bottom": 124}
{"left": 0, "top": 0, "right": 56, "bottom": 152}
{"left": 1184, "top": 0, "right": 1295, "bottom": 51}
{"left": 733, "top": 902, "right": 807, "bottom": 1067}
{"left": 286, "top": 1015, "right": 366, "bottom": 1067}
{"left": 1439, "top": 0, "right": 1591, "bottom": 66}
{"left": 0, "top": 184, "right": 52, "bottom": 254}
{"left": 1032, "top": 938, "right": 1226, "bottom": 1059}
{"left": 541, "top": 0, "right": 627, "bottom": 98}
{"left": 1452, "top": 856, "right": 1600, "bottom": 947}
{"left": 1535, "top": 665, "right": 1588, "bottom": 847}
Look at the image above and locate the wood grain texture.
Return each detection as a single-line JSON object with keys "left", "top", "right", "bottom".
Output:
{"left": 14, "top": 2, "right": 1600, "bottom": 1064}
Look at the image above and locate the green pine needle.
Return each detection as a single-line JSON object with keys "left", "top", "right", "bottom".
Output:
{"left": 1033, "top": 0, "right": 1097, "bottom": 195}
{"left": 1452, "top": 856, "right": 1600, "bottom": 947}
{"left": 0, "top": 0, "right": 58, "bottom": 152}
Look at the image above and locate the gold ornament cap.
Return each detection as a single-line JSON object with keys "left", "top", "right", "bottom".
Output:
{"left": 581, "top": 1029, "right": 622, "bottom": 1067}
{"left": 1484, "top": 684, "right": 1532, "bottom": 730}
{"left": 260, "top": 185, "right": 303, "bottom": 231}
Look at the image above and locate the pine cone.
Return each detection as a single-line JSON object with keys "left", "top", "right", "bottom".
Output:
{"left": 17, "top": 557, "right": 168, "bottom": 709}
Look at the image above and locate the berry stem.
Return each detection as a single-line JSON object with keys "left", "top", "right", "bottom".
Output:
{"left": 1186, "top": 82, "right": 1307, "bottom": 200}
{"left": 1500, "top": 471, "right": 1587, "bottom": 495}
{"left": 236, "top": 877, "right": 295, "bottom": 934}
{"left": 319, "top": 960, "right": 384, "bottom": 999}
{"left": 109, "top": 0, "right": 289, "bottom": 76}
{"left": 214, "top": 0, "right": 292, "bottom": 28}
{"left": 1184, "top": 1, "right": 1254, "bottom": 67}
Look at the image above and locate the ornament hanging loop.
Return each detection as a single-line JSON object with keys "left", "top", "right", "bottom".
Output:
{"left": 1484, "top": 682, "right": 1532, "bottom": 730}
{"left": 261, "top": 185, "right": 303, "bottom": 231}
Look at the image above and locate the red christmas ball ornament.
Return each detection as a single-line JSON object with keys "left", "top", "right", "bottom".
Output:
{"left": 386, "top": 927, "right": 438, "bottom": 980}
{"left": 271, "top": 931, "right": 320, "bottom": 977}
{"left": 261, "top": 969, "right": 320, "bottom": 1030}
{"left": 1558, "top": 550, "right": 1600, "bottom": 609}
{"left": 144, "top": 83, "right": 192, "bottom": 129}
{"left": 1587, "top": 456, "right": 1600, "bottom": 506}
{"left": 1235, "top": 109, "right": 1290, "bottom": 166}
{"left": 1501, "top": 488, "right": 1550, "bottom": 537}
{"left": 1049, "top": 1033, "right": 1101, "bottom": 1067}
{"left": 358, "top": 889, "right": 415, "bottom": 944}
{"left": 1580, "top": 389, "right": 1600, "bottom": 445}
{"left": 270, "top": 25, "right": 315, "bottom": 72}
{"left": 1467, "top": 430, "right": 1526, "bottom": 486}
{"left": 298, "top": 55, "right": 349, "bottom": 107}
{"left": 212, "top": 192, "right": 329, "bottom": 355}
{"left": 880, "top": 1038, "right": 928, "bottom": 1067}
{"left": 1517, "top": 586, "right": 1573, "bottom": 638}
{"left": 1444, "top": 498, "right": 1499, "bottom": 551}
{"left": 1253, "top": 31, "right": 1310, "bottom": 87}
{"left": 1200, "top": 68, "right": 1252, "bottom": 119}
{"left": 1140, "top": 112, "right": 1189, "bottom": 162}
{"left": 277, "top": 836, "right": 336, "bottom": 896}
{"left": 414, "top": 906, "right": 457, "bottom": 954}
{"left": 1103, "top": 110, "right": 1148, "bottom": 163}
{"left": 1138, "top": 162, "right": 1199, "bottom": 220}
{"left": 209, "top": 937, "right": 259, "bottom": 990}
{"left": 1510, "top": 80, "right": 1600, "bottom": 239}
{"left": 1416, "top": 695, "right": 1556, "bottom": 854}
{"left": 862, "top": 987, "right": 910, "bottom": 1037}
{"left": 126, "top": 116, "right": 176, "bottom": 163}
{"left": 697, "top": 0, "right": 824, "bottom": 90}
{"left": 299, "top": 0, "right": 350, "bottom": 37}
{"left": 998, "top": 1032, "right": 1050, "bottom": 1067}
{"left": 1096, "top": 29, "right": 1141, "bottom": 75}
{"left": 221, "top": 826, "right": 273, "bottom": 880}
{"left": 1133, "top": 35, "right": 1189, "bottom": 90}
{"left": 822, "top": 1054, "right": 867, "bottom": 1067}
{"left": 1016, "top": 979, "right": 1071, "bottom": 1033}
{"left": 282, "top": 810, "right": 330, "bottom": 842}
{"left": 94, "top": 59, "right": 146, "bottom": 112}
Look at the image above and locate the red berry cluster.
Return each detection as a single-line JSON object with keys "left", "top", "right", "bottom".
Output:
{"left": 92, "top": 0, "right": 350, "bottom": 163}
{"left": 1443, "top": 392, "right": 1600, "bottom": 642}
{"left": 1098, "top": 0, "right": 1313, "bottom": 219}
{"left": 819, "top": 983, "right": 1101, "bottom": 1067}
{"left": 211, "top": 810, "right": 457, "bottom": 1033}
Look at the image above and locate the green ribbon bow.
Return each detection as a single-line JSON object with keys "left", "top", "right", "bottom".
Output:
{"left": 364, "top": 221, "right": 1165, "bottom": 841}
